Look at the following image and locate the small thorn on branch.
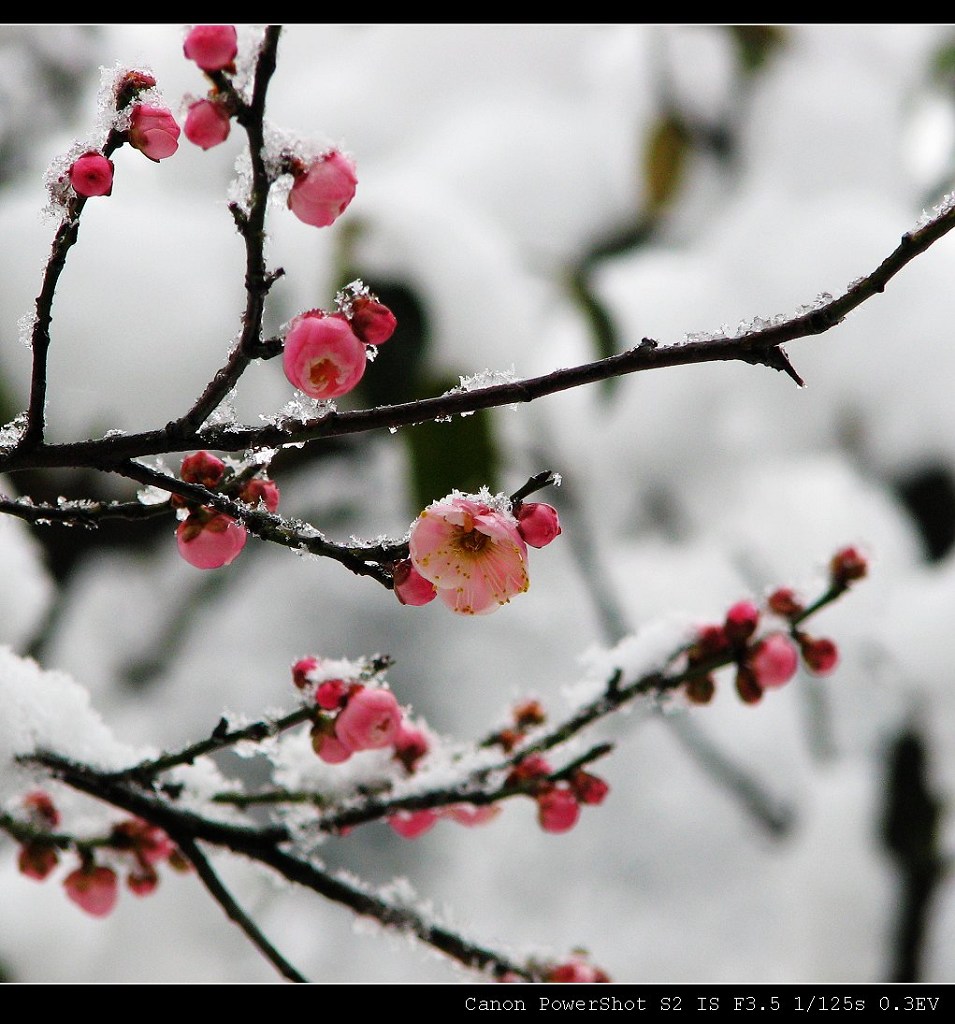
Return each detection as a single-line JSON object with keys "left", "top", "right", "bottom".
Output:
{"left": 749, "top": 345, "right": 805, "bottom": 388}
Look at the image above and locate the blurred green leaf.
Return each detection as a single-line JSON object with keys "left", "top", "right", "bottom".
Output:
{"left": 726, "top": 25, "right": 787, "bottom": 75}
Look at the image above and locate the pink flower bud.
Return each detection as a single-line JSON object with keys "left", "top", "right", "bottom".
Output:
{"left": 18, "top": 843, "right": 59, "bottom": 881}
{"left": 393, "top": 559, "right": 437, "bottom": 606}
{"left": 767, "top": 587, "right": 803, "bottom": 618}
{"left": 349, "top": 295, "right": 397, "bottom": 345}
{"left": 128, "top": 103, "right": 181, "bottom": 162}
{"left": 393, "top": 723, "right": 430, "bottom": 772}
{"left": 24, "top": 790, "right": 60, "bottom": 828}
{"left": 548, "top": 958, "right": 610, "bottom": 983}
{"left": 516, "top": 502, "right": 561, "bottom": 548}
{"left": 443, "top": 803, "right": 501, "bottom": 827}
{"left": 724, "top": 600, "right": 760, "bottom": 643}
{"left": 111, "top": 819, "right": 174, "bottom": 866}
{"left": 506, "top": 754, "right": 553, "bottom": 788}
{"left": 831, "top": 546, "right": 868, "bottom": 586}
{"left": 283, "top": 313, "right": 367, "bottom": 400}
{"left": 800, "top": 635, "right": 839, "bottom": 675}
{"left": 180, "top": 450, "right": 225, "bottom": 487}
{"left": 183, "top": 25, "right": 238, "bottom": 72}
{"left": 240, "top": 478, "right": 280, "bottom": 513}
{"left": 695, "top": 624, "right": 730, "bottom": 657}
{"left": 315, "top": 679, "right": 348, "bottom": 710}
{"left": 685, "top": 674, "right": 716, "bottom": 704}
{"left": 127, "top": 867, "right": 159, "bottom": 897}
{"left": 749, "top": 632, "right": 799, "bottom": 689}
{"left": 287, "top": 151, "right": 357, "bottom": 228}
{"left": 388, "top": 809, "right": 438, "bottom": 839}
{"left": 69, "top": 152, "right": 114, "bottom": 197}
{"left": 335, "top": 687, "right": 402, "bottom": 751}
{"left": 184, "top": 98, "right": 231, "bottom": 150}
{"left": 291, "top": 656, "right": 319, "bottom": 690}
{"left": 64, "top": 865, "right": 119, "bottom": 918}
{"left": 312, "top": 731, "right": 353, "bottom": 765}
{"left": 177, "top": 510, "right": 247, "bottom": 569}
{"left": 570, "top": 771, "right": 609, "bottom": 806}
{"left": 536, "top": 787, "right": 581, "bottom": 834}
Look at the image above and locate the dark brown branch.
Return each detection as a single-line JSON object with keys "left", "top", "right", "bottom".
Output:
{"left": 0, "top": 494, "right": 171, "bottom": 528}
{"left": 174, "top": 835, "right": 308, "bottom": 983}
{"left": 6, "top": 198, "right": 955, "bottom": 478}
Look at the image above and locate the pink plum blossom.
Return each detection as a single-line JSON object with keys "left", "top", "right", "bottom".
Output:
{"left": 64, "top": 865, "right": 119, "bottom": 918}
{"left": 183, "top": 25, "right": 238, "bottom": 71}
{"left": 127, "top": 867, "right": 159, "bottom": 897}
{"left": 283, "top": 313, "right": 367, "bottom": 400}
{"left": 68, "top": 152, "right": 113, "bottom": 197}
{"left": 388, "top": 810, "right": 438, "bottom": 839}
{"left": 749, "top": 632, "right": 799, "bottom": 688}
{"left": 240, "top": 477, "right": 280, "bottom": 513}
{"left": 724, "top": 599, "right": 760, "bottom": 642}
{"left": 312, "top": 731, "right": 353, "bottom": 765}
{"left": 408, "top": 496, "right": 529, "bottom": 615}
{"left": 184, "top": 99, "right": 231, "bottom": 150}
{"left": 287, "top": 150, "right": 357, "bottom": 228}
{"left": 177, "top": 509, "right": 247, "bottom": 569}
{"left": 128, "top": 104, "right": 180, "bottom": 161}
{"left": 18, "top": 843, "right": 58, "bottom": 880}
{"left": 180, "top": 450, "right": 225, "bottom": 487}
{"left": 800, "top": 635, "right": 839, "bottom": 675}
{"left": 516, "top": 502, "right": 561, "bottom": 548}
{"left": 443, "top": 803, "right": 501, "bottom": 827}
{"left": 334, "top": 687, "right": 402, "bottom": 751}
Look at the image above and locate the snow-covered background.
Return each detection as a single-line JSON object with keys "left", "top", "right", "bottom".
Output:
{"left": 2, "top": 23, "right": 955, "bottom": 982}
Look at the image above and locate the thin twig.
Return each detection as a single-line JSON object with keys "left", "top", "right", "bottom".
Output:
{"left": 174, "top": 835, "right": 308, "bottom": 983}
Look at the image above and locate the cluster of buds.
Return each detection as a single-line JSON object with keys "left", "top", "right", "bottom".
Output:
{"left": 15, "top": 792, "right": 185, "bottom": 918}
{"left": 684, "top": 546, "right": 867, "bottom": 706}
{"left": 489, "top": 700, "right": 609, "bottom": 834}
{"left": 282, "top": 283, "right": 397, "bottom": 402}
{"left": 292, "top": 658, "right": 500, "bottom": 840}
{"left": 182, "top": 25, "right": 239, "bottom": 150}
{"left": 65, "top": 70, "right": 180, "bottom": 199}
{"left": 393, "top": 494, "right": 561, "bottom": 615}
{"left": 174, "top": 451, "right": 280, "bottom": 570}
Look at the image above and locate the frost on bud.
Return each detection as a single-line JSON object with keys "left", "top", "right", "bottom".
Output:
{"left": 64, "top": 864, "right": 119, "bottom": 918}
{"left": 831, "top": 546, "right": 868, "bottom": 587}
{"left": 114, "top": 70, "right": 156, "bottom": 111}
{"left": 393, "top": 559, "right": 437, "bottom": 606}
{"left": 184, "top": 98, "right": 231, "bottom": 150}
{"left": 799, "top": 635, "right": 839, "bottom": 675}
{"left": 283, "top": 313, "right": 367, "bottom": 400}
{"left": 287, "top": 150, "right": 357, "bottom": 228}
{"left": 335, "top": 687, "right": 402, "bottom": 751}
{"left": 180, "top": 450, "right": 225, "bottom": 487}
{"left": 128, "top": 103, "right": 181, "bottom": 162}
{"left": 18, "top": 843, "right": 59, "bottom": 881}
{"left": 240, "top": 478, "right": 280, "bottom": 514}
{"left": 393, "top": 723, "right": 430, "bottom": 773}
{"left": 315, "top": 679, "right": 348, "bottom": 710}
{"left": 388, "top": 810, "right": 438, "bottom": 839}
{"left": 183, "top": 25, "right": 238, "bottom": 72}
{"left": 724, "top": 600, "right": 760, "bottom": 643}
{"left": 516, "top": 502, "right": 561, "bottom": 548}
{"left": 68, "top": 152, "right": 114, "bottom": 198}
{"left": 349, "top": 295, "right": 397, "bottom": 345}
{"left": 176, "top": 509, "right": 247, "bottom": 569}
{"left": 291, "top": 656, "right": 319, "bottom": 690}
{"left": 748, "top": 633, "right": 799, "bottom": 689}
{"left": 536, "top": 787, "right": 581, "bottom": 834}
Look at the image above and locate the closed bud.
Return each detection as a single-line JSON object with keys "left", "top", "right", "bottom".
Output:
{"left": 287, "top": 150, "right": 357, "bottom": 228}
{"left": 685, "top": 674, "right": 716, "bottom": 704}
{"left": 799, "top": 635, "right": 839, "bottom": 675}
{"left": 68, "top": 152, "right": 113, "bottom": 198}
{"left": 724, "top": 600, "right": 760, "bottom": 643}
{"left": 183, "top": 25, "right": 238, "bottom": 72}
{"left": 831, "top": 546, "right": 868, "bottom": 587}
{"left": 128, "top": 103, "right": 180, "bottom": 162}
{"left": 536, "top": 787, "right": 580, "bottom": 833}
{"left": 516, "top": 502, "right": 561, "bottom": 548}
{"left": 767, "top": 587, "right": 803, "bottom": 618}
{"left": 180, "top": 450, "right": 225, "bottom": 487}
{"left": 184, "top": 98, "right": 231, "bottom": 150}
{"left": 349, "top": 295, "right": 397, "bottom": 345}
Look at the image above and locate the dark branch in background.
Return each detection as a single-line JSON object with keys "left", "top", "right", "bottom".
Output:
{"left": 5, "top": 199, "right": 955, "bottom": 483}
{"left": 174, "top": 835, "right": 307, "bottom": 984}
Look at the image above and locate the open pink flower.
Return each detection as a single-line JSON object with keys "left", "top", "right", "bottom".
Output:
{"left": 287, "top": 150, "right": 357, "bottom": 228}
{"left": 408, "top": 496, "right": 529, "bottom": 615}
{"left": 183, "top": 25, "right": 238, "bottom": 71}
{"left": 69, "top": 152, "right": 113, "bottom": 197}
{"left": 335, "top": 687, "right": 402, "bottom": 751}
{"left": 177, "top": 509, "right": 247, "bottom": 569}
{"left": 283, "top": 313, "right": 367, "bottom": 400}
{"left": 184, "top": 98, "right": 231, "bottom": 150}
{"left": 64, "top": 865, "right": 119, "bottom": 918}
{"left": 128, "top": 103, "right": 180, "bottom": 161}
